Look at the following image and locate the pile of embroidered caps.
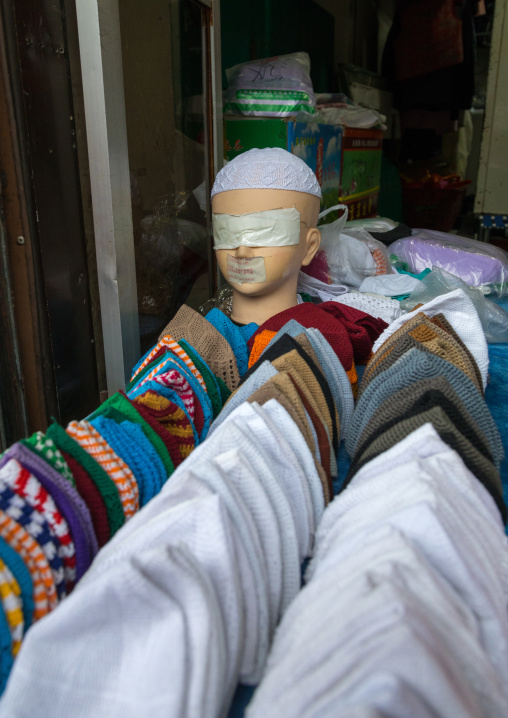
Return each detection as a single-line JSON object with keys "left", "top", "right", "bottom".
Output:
{"left": 0, "top": 290, "right": 387, "bottom": 702}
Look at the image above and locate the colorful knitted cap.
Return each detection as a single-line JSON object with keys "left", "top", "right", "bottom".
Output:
{"left": 211, "top": 147, "right": 322, "bottom": 199}
{"left": 66, "top": 421, "right": 139, "bottom": 521}
{"left": 90, "top": 416, "right": 165, "bottom": 508}
{"left": 0, "top": 510, "right": 57, "bottom": 620}
{"left": 0, "top": 557, "right": 24, "bottom": 657}
{"left": 179, "top": 340, "right": 223, "bottom": 418}
{"left": 133, "top": 390, "right": 196, "bottom": 465}
{"left": 0, "top": 536, "right": 33, "bottom": 632}
{"left": 46, "top": 421, "right": 125, "bottom": 539}
{"left": 249, "top": 330, "right": 278, "bottom": 369}
{"left": 0, "top": 457, "right": 75, "bottom": 592}
{"left": 89, "top": 392, "right": 174, "bottom": 479}
{"left": 130, "top": 333, "right": 206, "bottom": 392}
{"left": 0, "top": 444, "right": 97, "bottom": 586}
{"left": 127, "top": 398, "right": 179, "bottom": 472}
{"left": 62, "top": 451, "right": 110, "bottom": 548}
{"left": 20, "top": 432, "right": 74, "bottom": 486}
{"left": 131, "top": 353, "right": 212, "bottom": 440}
{"left": 205, "top": 308, "right": 258, "bottom": 376}
{"left": 158, "top": 304, "right": 241, "bottom": 391}
{"left": 0, "top": 484, "right": 66, "bottom": 600}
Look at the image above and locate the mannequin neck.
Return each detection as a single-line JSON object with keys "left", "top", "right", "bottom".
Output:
{"left": 230, "top": 278, "right": 299, "bottom": 326}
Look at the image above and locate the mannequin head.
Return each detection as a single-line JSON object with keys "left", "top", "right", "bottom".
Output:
{"left": 211, "top": 149, "right": 322, "bottom": 325}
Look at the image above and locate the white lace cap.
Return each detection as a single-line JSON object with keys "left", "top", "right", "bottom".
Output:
{"left": 211, "top": 148, "right": 322, "bottom": 199}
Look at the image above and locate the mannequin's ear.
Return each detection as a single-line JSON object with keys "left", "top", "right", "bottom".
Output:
{"left": 301, "top": 227, "right": 321, "bottom": 267}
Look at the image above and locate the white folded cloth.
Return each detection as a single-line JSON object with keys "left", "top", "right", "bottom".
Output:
{"left": 261, "top": 398, "right": 325, "bottom": 530}
{"left": 228, "top": 401, "right": 313, "bottom": 560}
{"left": 84, "top": 490, "right": 243, "bottom": 704}
{"left": 0, "top": 544, "right": 226, "bottom": 718}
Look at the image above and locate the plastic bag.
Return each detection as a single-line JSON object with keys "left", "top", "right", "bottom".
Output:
{"left": 389, "top": 229, "right": 508, "bottom": 296}
{"left": 302, "top": 205, "right": 395, "bottom": 288}
{"left": 224, "top": 52, "right": 316, "bottom": 117}
{"left": 401, "top": 267, "right": 508, "bottom": 343}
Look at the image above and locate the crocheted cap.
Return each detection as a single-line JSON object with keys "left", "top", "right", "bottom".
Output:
{"left": 211, "top": 148, "right": 322, "bottom": 199}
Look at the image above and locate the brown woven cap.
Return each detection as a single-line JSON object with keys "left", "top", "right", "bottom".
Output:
{"left": 348, "top": 406, "right": 505, "bottom": 520}
{"left": 293, "top": 333, "right": 341, "bottom": 441}
{"left": 159, "top": 304, "right": 240, "bottom": 392}
{"left": 248, "top": 373, "right": 331, "bottom": 504}
{"left": 354, "top": 375, "right": 494, "bottom": 465}
{"left": 360, "top": 314, "right": 482, "bottom": 397}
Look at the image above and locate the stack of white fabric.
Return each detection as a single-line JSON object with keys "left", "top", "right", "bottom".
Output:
{"left": 246, "top": 423, "right": 508, "bottom": 718}
{"left": 0, "top": 399, "right": 325, "bottom": 718}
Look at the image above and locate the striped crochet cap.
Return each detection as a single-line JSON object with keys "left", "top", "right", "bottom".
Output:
{"left": 130, "top": 333, "right": 207, "bottom": 392}
{"left": 0, "top": 536, "right": 33, "bottom": 632}
{"left": 179, "top": 340, "right": 224, "bottom": 418}
{"left": 90, "top": 416, "right": 164, "bottom": 507}
{"left": 0, "top": 558, "right": 23, "bottom": 657}
{"left": 1, "top": 442, "right": 97, "bottom": 580}
{"left": 46, "top": 421, "right": 125, "bottom": 539}
{"left": 66, "top": 420, "right": 139, "bottom": 520}
{"left": 0, "top": 485, "right": 66, "bottom": 600}
{"left": 0, "top": 510, "right": 57, "bottom": 620}
{"left": 90, "top": 392, "right": 174, "bottom": 479}
{"left": 159, "top": 304, "right": 241, "bottom": 391}
{"left": 61, "top": 451, "right": 110, "bottom": 548}
{"left": 21, "top": 432, "right": 74, "bottom": 486}
{"left": 133, "top": 390, "right": 195, "bottom": 464}
{"left": 0, "top": 458, "right": 75, "bottom": 592}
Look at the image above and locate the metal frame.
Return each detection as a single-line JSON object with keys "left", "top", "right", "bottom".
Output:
{"left": 75, "top": 0, "right": 140, "bottom": 394}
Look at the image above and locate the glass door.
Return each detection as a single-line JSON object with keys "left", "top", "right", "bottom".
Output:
{"left": 76, "top": 0, "right": 222, "bottom": 392}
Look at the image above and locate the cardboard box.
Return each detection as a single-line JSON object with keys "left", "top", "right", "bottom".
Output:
{"left": 224, "top": 116, "right": 342, "bottom": 212}
{"left": 339, "top": 128, "right": 383, "bottom": 221}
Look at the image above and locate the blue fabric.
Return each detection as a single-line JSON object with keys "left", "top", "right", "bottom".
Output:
{"left": 90, "top": 416, "right": 165, "bottom": 506}
{"left": 0, "top": 600, "right": 13, "bottom": 695}
{"left": 0, "top": 487, "right": 66, "bottom": 599}
{"left": 205, "top": 308, "right": 258, "bottom": 376}
{"left": 0, "top": 536, "right": 33, "bottom": 631}
{"left": 485, "top": 344, "right": 508, "bottom": 531}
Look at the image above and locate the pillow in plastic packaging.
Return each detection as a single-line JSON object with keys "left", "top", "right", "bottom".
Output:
{"left": 389, "top": 229, "right": 508, "bottom": 296}
{"left": 224, "top": 52, "right": 316, "bottom": 117}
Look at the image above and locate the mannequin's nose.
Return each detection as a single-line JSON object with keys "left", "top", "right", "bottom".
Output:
{"left": 233, "top": 245, "right": 251, "bottom": 258}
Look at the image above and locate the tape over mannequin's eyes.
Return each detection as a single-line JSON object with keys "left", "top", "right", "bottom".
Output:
{"left": 212, "top": 208, "right": 301, "bottom": 250}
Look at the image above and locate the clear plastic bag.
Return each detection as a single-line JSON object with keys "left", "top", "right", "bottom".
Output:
{"left": 389, "top": 229, "right": 508, "bottom": 296}
{"left": 401, "top": 267, "right": 508, "bottom": 343}
{"left": 224, "top": 52, "right": 316, "bottom": 117}
{"left": 302, "top": 206, "right": 394, "bottom": 288}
